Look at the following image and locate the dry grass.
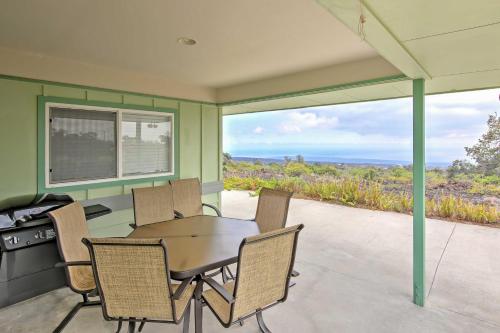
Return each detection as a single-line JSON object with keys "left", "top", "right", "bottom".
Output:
{"left": 224, "top": 176, "right": 499, "bottom": 224}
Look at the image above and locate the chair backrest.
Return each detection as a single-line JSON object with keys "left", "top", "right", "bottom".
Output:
{"left": 83, "top": 237, "right": 179, "bottom": 321}
{"left": 48, "top": 202, "right": 93, "bottom": 292}
{"left": 170, "top": 178, "right": 203, "bottom": 218}
{"left": 132, "top": 185, "right": 175, "bottom": 227}
{"left": 254, "top": 188, "right": 293, "bottom": 233}
{"left": 231, "top": 224, "right": 303, "bottom": 321}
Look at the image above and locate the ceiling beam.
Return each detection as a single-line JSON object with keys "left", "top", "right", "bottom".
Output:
{"left": 316, "top": 0, "right": 431, "bottom": 79}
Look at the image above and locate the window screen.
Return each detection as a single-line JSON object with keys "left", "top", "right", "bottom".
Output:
{"left": 121, "top": 113, "right": 172, "bottom": 176}
{"left": 49, "top": 107, "right": 117, "bottom": 183}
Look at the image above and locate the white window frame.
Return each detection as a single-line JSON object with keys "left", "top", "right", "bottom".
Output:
{"left": 45, "top": 102, "right": 175, "bottom": 188}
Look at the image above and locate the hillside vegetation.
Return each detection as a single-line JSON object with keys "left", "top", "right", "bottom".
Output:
{"left": 224, "top": 113, "right": 499, "bottom": 225}
{"left": 224, "top": 157, "right": 499, "bottom": 225}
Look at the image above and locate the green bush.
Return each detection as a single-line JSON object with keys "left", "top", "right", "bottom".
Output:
{"left": 389, "top": 166, "right": 412, "bottom": 181}
{"left": 311, "top": 164, "right": 339, "bottom": 176}
{"left": 284, "top": 162, "right": 312, "bottom": 177}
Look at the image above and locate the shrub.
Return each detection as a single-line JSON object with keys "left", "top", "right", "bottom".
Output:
{"left": 311, "top": 164, "right": 339, "bottom": 176}
{"left": 224, "top": 160, "right": 499, "bottom": 225}
{"left": 224, "top": 175, "right": 498, "bottom": 224}
{"left": 284, "top": 162, "right": 312, "bottom": 177}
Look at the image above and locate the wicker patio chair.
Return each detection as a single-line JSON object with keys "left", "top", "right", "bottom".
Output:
{"left": 170, "top": 178, "right": 221, "bottom": 218}
{"left": 48, "top": 202, "right": 100, "bottom": 333}
{"left": 254, "top": 188, "right": 293, "bottom": 233}
{"left": 131, "top": 184, "right": 175, "bottom": 228}
{"left": 202, "top": 224, "right": 304, "bottom": 333}
{"left": 170, "top": 177, "right": 229, "bottom": 281}
{"left": 82, "top": 237, "right": 195, "bottom": 333}
{"left": 252, "top": 188, "right": 300, "bottom": 280}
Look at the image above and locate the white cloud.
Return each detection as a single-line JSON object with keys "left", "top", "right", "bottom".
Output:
{"left": 279, "top": 112, "right": 338, "bottom": 133}
{"left": 428, "top": 106, "right": 481, "bottom": 117}
{"left": 253, "top": 126, "right": 264, "bottom": 134}
{"left": 279, "top": 124, "right": 302, "bottom": 133}
{"left": 428, "top": 88, "right": 500, "bottom": 105}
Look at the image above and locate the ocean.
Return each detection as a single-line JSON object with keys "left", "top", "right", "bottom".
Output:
{"left": 228, "top": 149, "right": 451, "bottom": 168}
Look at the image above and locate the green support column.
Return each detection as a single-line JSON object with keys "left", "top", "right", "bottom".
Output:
{"left": 413, "top": 79, "right": 426, "bottom": 306}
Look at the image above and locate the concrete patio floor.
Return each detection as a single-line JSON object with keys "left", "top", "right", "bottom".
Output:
{"left": 1, "top": 190, "right": 499, "bottom": 332}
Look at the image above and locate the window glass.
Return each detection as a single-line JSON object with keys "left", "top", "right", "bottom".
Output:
{"left": 121, "top": 113, "right": 172, "bottom": 176}
{"left": 49, "top": 107, "right": 117, "bottom": 183}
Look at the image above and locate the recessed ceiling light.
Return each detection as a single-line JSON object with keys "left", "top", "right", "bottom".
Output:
{"left": 177, "top": 37, "right": 197, "bottom": 46}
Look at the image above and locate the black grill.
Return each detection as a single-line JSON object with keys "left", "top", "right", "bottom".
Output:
{"left": 0, "top": 194, "right": 111, "bottom": 308}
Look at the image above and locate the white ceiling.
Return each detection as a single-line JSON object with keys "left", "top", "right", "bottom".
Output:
{"left": 367, "top": 0, "right": 500, "bottom": 42}
{"left": 231, "top": 0, "right": 500, "bottom": 117}
{"left": 365, "top": 0, "right": 500, "bottom": 78}
{"left": 0, "top": 0, "right": 377, "bottom": 88}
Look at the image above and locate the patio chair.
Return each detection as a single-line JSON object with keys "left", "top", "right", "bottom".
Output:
{"left": 252, "top": 188, "right": 300, "bottom": 279}
{"left": 131, "top": 184, "right": 175, "bottom": 228}
{"left": 170, "top": 178, "right": 221, "bottom": 218}
{"left": 82, "top": 237, "right": 195, "bottom": 333}
{"left": 170, "top": 177, "right": 229, "bottom": 281}
{"left": 254, "top": 188, "right": 293, "bottom": 233}
{"left": 202, "top": 224, "right": 304, "bottom": 333}
{"left": 47, "top": 202, "right": 100, "bottom": 333}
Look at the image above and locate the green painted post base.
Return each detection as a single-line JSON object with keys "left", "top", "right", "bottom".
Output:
{"left": 412, "top": 79, "right": 426, "bottom": 306}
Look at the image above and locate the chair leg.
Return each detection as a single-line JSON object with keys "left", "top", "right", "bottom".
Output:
{"left": 128, "top": 318, "right": 136, "bottom": 333}
{"left": 53, "top": 302, "right": 84, "bottom": 333}
{"left": 225, "top": 266, "right": 235, "bottom": 280}
{"left": 256, "top": 311, "right": 272, "bottom": 333}
{"left": 53, "top": 294, "right": 101, "bottom": 333}
{"left": 221, "top": 267, "right": 228, "bottom": 283}
{"left": 183, "top": 302, "right": 191, "bottom": 333}
{"left": 116, "top": 318, "right": 123, "bottom": 333}
{"left": 138, "top": 318, "right": 146, "bottom": 332}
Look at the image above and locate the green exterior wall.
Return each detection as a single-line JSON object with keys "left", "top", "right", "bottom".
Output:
{"left": 0, "top": 76, "right": 222, "bottom": 236}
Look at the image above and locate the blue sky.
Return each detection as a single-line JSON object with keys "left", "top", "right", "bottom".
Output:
{"left": 223, "top": 88, "right": 500, "bottom": 165}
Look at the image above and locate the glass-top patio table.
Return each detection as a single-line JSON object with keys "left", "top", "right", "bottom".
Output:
{"left": 127, "top": 215, "right": 261, "bottom": 333}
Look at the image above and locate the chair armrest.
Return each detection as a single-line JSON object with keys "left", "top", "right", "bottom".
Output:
{"left": 202, "top": 276, "right": 235, "bottom": 303}
{"left": 55, "top": 261, "right": 91, "bottom": 268}
{"left": 172, "top": 276, "right": 195, "bottom": 300}
{"left": 129, "top": 223, "right": 137, "bottom": 229}
{"left": 174, "top": 210, "right": 185, "bottom": 219}
{"left": 202, "top": 203, "right": 222, "bottom": 217}
{"left": 291, "top": 270, "right": 300, "bottom": 277}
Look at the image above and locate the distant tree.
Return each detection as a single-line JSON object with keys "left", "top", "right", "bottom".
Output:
{"left": 284, "top": 156, "right": 291, "bottom": 165}
{"left": 465, "top": 113, "right": 500, "bottom": 175}
{"left": 254, "top": 159, "right": 263, "bottom": 166}
{"left": 430, "top": 167, "right": 445, "bottom": 174}
{"left": 447, "top": 159, "right": 476, "bottom": 179}
{"left": 364, "top": 168, "right": 378, "bottom": 181}
{"left": 223, "top": 152, "right": 232, "bottom": 164}
{"left": 391, "top": 167, "right": 405, "bottom": 177}
{"left": 312, "top": 164, "right": 339, "bottom": 176}
{"left": 284, "top": 162, "right": 311, "bottom": 177}
{"left": 296, "top": 154, "right": 305, "bottom": 164}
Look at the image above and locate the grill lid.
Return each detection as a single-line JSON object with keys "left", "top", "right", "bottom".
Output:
{"left": 0, "top": 213, "right": 14, "bottom": 229}
{"left": 0, "top": 193, "right": 74, "bottom": 230}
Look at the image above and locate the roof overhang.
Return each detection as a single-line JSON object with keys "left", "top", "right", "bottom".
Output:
{"left": 223, "top": 0, "right": 500, "bottom": 114}
{"left": 1, "top": 0, "right": 498, "bottom": 112}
